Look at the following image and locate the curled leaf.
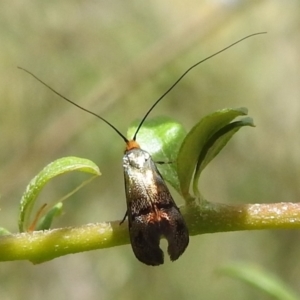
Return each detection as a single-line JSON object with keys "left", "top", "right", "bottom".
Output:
{"left": 19, "top": 157, "right": 100, "bottom": 232}
{"left": 193, "top": 117, "right": 254, "bottom": 196}
{"left": 177, "top": 107, "right": 251, "bottom": 200}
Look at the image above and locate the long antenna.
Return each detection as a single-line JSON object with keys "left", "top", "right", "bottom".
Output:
{"left": 19, "top": 32, "right": 266, "bottom": 145}
{"left": 17, "top": 66, "right": 129, "bottom": 143}
{"left": 132, "top": 31, "right": 266, "bottom": 140}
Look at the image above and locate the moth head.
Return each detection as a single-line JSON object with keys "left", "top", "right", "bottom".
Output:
{"left": 123, "top": 148, "right": 151, "bottom": 170}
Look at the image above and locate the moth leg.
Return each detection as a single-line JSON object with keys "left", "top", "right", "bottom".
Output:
{"left": 119, "top": 210, "right": 128, "bottom": 225}
{"left": 155, "top": 161, "right": 173, "bottom": 165}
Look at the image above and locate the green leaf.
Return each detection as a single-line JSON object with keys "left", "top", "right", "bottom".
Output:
{"left": 36, "top": 202, "right": 63, "bottom": 231}
{"left": 219, "top": 263, "right": 299, "bottom": 300}
{"left": 18, "top": 157, "right": 100, "bottom": 232}
{"left": 177, "top": 107, "right": 249, "bottom": 199}
{"left": 127, "top": 116, "right": 186, "bottom": 193}
{"left": 0, "top": 227, "right": 11, "bottom": 235}
{"left": 193, "top": 117, "right": 254, "bottom": 195}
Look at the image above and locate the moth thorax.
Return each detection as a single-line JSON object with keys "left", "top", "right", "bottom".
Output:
{"left": 123, "top": 148, "right": 150, "bottom": 169}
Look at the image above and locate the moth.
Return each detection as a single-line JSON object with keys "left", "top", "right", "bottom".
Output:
{"left": 122, "top": 141, "right": 189, "bottom": 265}
{"left": 19, "top": 32, "right": 265, "bottom": 266}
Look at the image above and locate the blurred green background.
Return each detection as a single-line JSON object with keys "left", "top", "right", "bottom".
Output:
{"left": 1, "top": 1, "right": 300, "bottom": 299}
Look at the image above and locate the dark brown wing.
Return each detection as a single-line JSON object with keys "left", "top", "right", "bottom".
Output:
{"left": 123, "top": 148, "right": 189, "bottom": 266}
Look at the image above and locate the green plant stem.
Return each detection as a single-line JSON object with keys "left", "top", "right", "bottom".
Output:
{"left": 1, "top": 202, "right": 300, "bottom": 264}
{"left": 0, "top": 222, "right": 129, "bottom": 264}
{"left": 185, "top": 202, "right": 300, "bottom": 235}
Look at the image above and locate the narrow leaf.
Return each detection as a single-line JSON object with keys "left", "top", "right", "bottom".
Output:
{"left": 18, "top": 157, "right": 100, "bottom": 232}
{"left": 36, "top": 202, "right": 63, "bottom": 231}
{"left": 219, "top": 263, "right": 299, "bottom": 300}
